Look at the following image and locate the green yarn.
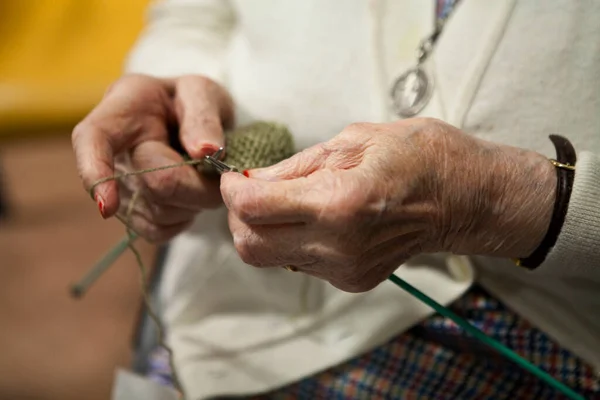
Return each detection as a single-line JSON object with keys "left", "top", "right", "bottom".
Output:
{"left": 225, "top": 121, "right": 296, "bottom": 170}
{"left": 201, "top": 121, "right": 296, "bottom": 175}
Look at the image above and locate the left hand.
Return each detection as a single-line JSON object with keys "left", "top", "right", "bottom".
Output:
{"left": 220, "top": 118, "right": 556, "bottom": 292}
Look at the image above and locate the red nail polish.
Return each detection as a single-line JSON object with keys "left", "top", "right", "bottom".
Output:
{"left": 200, "top": 144, "right": 220, "bottom": 156}
{"left": 95, "top": 194, "right": 106, "bottom": 218}
{"left": 242, "top": 170, "right": 250, "bottom": 177}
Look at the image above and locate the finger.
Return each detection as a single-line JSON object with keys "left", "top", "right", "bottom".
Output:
{"left": 329, "top": 235, "right": 417, "bottom": 293}
{"left": 130, "top": 140, "right": 222, "bottom": 210}
{"left": 121, "top": 212, "right": 193, "bottom": 243}
{"left": 72, "top": 125, "right": 119, "bottom": 216}
{"left": 175, "top": 76, "right": 235, "bottom": 158}
{"left": 247, "top": 142, "right": 329, "bottom": 181}
{"left": 72, "top": 75, "right": 173, "bottom": 217}
{"left": 360, "top": 231, "right": 422, "bottom": 270}
{"left": 247, "top": 131, "right": 371, "bottom": 182}
{"left": 142, "top": 203, "right": 198, "bottom": 226}
{"left": 221, "top": 169, "right": 365, "bottom": 226}
{"left": 221, "top": 172, "right": 325, "bottom": 224}
{"left": 228, "top": 212, "right": 317, "bottom": 268}
{"left": 120, "top": 193, "right": 198, "bottom": 226}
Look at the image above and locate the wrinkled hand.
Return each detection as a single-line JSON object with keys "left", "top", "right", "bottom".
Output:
{"left": 72, "top": 74, "right": 234, "bottom": 242}
{"left": 221, "top": 118, "right": 556, "bottom": 292}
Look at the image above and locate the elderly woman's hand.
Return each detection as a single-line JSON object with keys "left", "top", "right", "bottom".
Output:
{"left": 220, "top": 118, "right": 557, "bottom": 292}
{"left": 72, "top": 74, "right": 234, "bottom": 242}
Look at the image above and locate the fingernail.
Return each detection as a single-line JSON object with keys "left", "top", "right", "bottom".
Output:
{"left": 248, "top": 169, "right": 278, "bottom": 181}
{"left": 199, "top": 144, "right": 220, "bottom": 156}
{"left": 242, "top": 170, "right": 250, "bottom": 177}
{"left": 95, "top": 194, "right": 106, "bottom": 218}
{"left": 248, "top": 168, "right": 265, "bottom": 179}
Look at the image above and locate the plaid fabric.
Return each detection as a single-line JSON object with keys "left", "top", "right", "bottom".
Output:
{"left": 147, "top": 285, "right": 599, "bottom": 399}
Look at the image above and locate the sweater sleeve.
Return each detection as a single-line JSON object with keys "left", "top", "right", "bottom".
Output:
{"left": 538, "top": 151, "right": 600, "bottom": 278}
{"left": 123, "top": 0, "right": 236, "bottom": 82}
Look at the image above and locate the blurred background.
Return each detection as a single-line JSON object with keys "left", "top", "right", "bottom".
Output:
{"left": 0, "top": 1, "right": 157, "bottom": 399}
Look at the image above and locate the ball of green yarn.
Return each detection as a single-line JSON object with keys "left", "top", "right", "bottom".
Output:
{"left": 222, "top": 121, "right": 296, "bottom": 171}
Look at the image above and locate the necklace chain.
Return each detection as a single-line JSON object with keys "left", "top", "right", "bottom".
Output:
{"left": 419, "top": 0, "right": 462, "bottom": 64}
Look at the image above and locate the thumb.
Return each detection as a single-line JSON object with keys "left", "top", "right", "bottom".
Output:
{"left": 248, "top": 142, "right": 328, "bottom": 181}
{"left": 175, "top": 75, "right": 235, "bottom": 158}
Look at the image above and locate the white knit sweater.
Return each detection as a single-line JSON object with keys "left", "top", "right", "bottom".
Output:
{"left": 125, "top": 0, "right": 600, "bottom": 398}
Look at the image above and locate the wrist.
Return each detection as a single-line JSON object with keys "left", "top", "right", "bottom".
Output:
{"left": 446, "top": 144, "right": 556, "bottom": 258}
{"left": 496, "top": 149, "right": 557, "bottom": 258}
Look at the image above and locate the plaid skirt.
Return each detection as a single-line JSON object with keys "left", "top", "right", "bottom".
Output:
{"left": 147, "top": 285, "right": 599, "bottom": 399}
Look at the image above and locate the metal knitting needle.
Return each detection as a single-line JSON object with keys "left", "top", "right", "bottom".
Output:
{"left": 203, "top": 147, "right": 239, "bottom": 174}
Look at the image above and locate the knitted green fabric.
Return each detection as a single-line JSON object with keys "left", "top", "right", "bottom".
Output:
{"left": 217, "top": 121, "right": 296, "bottom": 171}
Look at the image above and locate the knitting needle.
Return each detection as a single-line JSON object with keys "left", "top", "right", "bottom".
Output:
{"left": 387, "top": 275, "right": 585, "bottom": 400}
{"left": 70, "top": 233, "right": 138, "bottom": 298}
{"left": 203, "top": 147, "right": 239, "bottom": 174}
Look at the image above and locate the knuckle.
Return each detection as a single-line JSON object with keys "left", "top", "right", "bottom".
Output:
{"left": 193, "top": 75, "right": 224, "bottom": 96}
{"left": 233, "top": 235, "right": 260, "bottom": 266}
{"left": 147, "top": 204, "right": 171, "bottom": 223}
{"left": 178, "top": 74, "right": 218, "bottom": 94}
{"left": 195, "top": 74, "right": 216, "bottom": 89}
{"left": 332, "top": 255, "right": 379, "bottom": 293}
{"left": 147, "top": 204, "right": 167, "bottom": 220}
{"left": 144, "top": 172, "right": 182, "bottom": 202}
{"left": 236, "top": 209, "right": 254, "bottom": 225}
{"left": 136, "top": 221, "right": 164, "bottom": 243}
{"left": 344, "top": 122, "right": 371, "bottom": 133}
{"left": 343, "top": 283, "right": 367, "bottom": 293}
{"left": 105, "top": 74, "right": 146, "bottom": 98}
{"left": 320, "top": 194, "right": 362, "bottom": 227}
{"left": 342, "top": 122, "right": 377, "bottom": 140}
{"left": 114, "top": 74, "right": 170, "bottom": 110}
{"left": 333, "top": 278, "right": 367, "bottom": 293}
{"left": 232, "top": 191, "right": 261, "bottom": 224}
{"left": 420, "top": 117, "right": 445, "bottom": 135}
{"left": 401, "top": 117, "right": 449, "bottom": 142}
{"left": 71, "top": 123, "right": 83, "bottom": 141}
{"left": 420, "top": 116, "right": 446, "bottom": 127}
{"left": 338, "top": 272, "right": 376, "bottom": 294}
{"left": 71, "top": 121, "right": 91, "bottom": 143}
{"left": 299, "top": 143, "right": 330, "bottom": 167}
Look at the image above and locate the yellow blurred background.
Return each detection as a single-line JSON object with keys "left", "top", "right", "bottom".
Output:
{"left": 0, "top": 0, "right": 148, "bottom": 135}
{"left": 0, "top": 1, "right": 157, "bottom": 399}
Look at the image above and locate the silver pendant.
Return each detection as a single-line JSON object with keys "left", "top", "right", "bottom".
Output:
{"left": 390, "top": 66, "right": 433, "bottom": 118}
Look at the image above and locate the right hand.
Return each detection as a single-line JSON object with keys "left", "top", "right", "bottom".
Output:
{"left": 72, "top": 74, "right": 235, "bottom": 242}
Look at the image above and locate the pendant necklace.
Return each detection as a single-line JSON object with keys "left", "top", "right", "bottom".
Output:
{"left": 390, "top": 0, "right": 462, "bottom": 118}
